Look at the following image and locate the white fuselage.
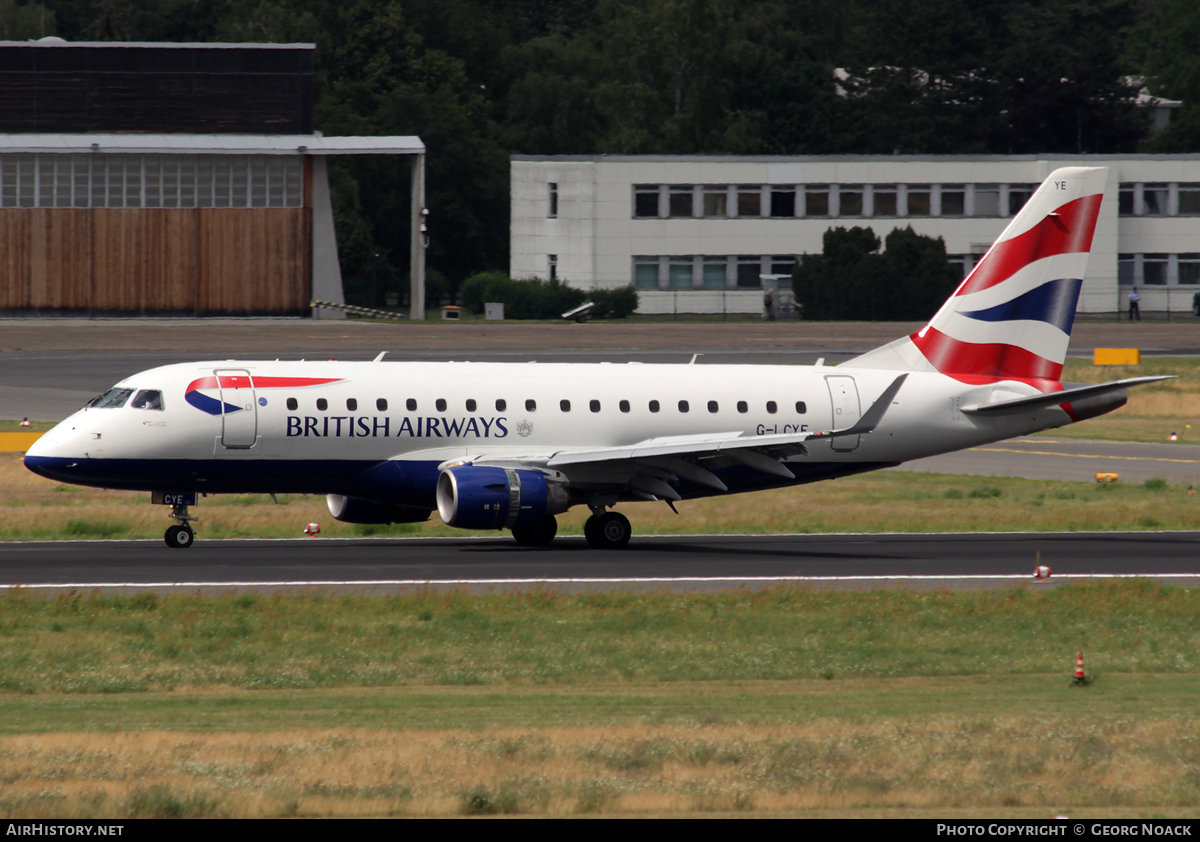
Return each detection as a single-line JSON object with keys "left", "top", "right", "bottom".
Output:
{"left": 25, "top": 359, "right": 1074, "bottom": 508}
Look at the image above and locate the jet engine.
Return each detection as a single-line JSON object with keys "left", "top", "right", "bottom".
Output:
{"left": 436, "top": 465, "right": 570, "bottom": 530}
{"left": 326, "top": 494, "right": 431, "bottom": 524}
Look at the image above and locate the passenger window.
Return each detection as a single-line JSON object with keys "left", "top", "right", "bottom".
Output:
{"left": 796, "top": 401, "right": 806, "bottom": 414}
{"left": 346, "top": 398, "right": 357, "bottom": 411}
{"left": 131, "top": 390, "right": 163, "bottom": 410}
{"left": 377, "top": 398, "right": 388, "bottom": 411}
{"left": 560, "top": 399, "right": 571, "bottom": 412}
{"left": 707, "top": 400, "right": 718, "bottom": 413}
{"left": 649, "top": 400, "right": 660, "bottom": 413}
{"left": 766, "top": 401, "right": 777, "bottom": 414}
{"left": 496, "top": 399, "right": 507, "bottom": 411}
{"left": 466, "top": 399, "right": 476, "bottom": 412}
{"left": 678, "top": 400, "right": 689, "bottom": 413}
{"left": 286, "top": 398, "right": 298, "bottom": 411}
{"left": 436, "top": 399, "right": 447, "bottom": 412}
{"left": 737, "top": 401, "right": 748, "bottom": 413}
{"left": 526, "top": 399, "right": 537, "bottom": 411}
{"left": 317, "top": 398, "right": 328, "bottom": 411}
{"left": 406, "top": 399, "right": 417, "bottom": 411}
{"left": 619, "top": 400, "right": 630, "bottom": 413}
{"left": 590, "top": 400, "right": 601, "bottom": 412}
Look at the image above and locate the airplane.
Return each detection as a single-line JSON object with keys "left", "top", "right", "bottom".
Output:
{"left": 24, "top": 166, "right": 1170, "bottom": 549}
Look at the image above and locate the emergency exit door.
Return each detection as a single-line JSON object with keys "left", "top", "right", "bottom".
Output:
{"left": 825, "top": 375, "right": 861, "bottom": 451}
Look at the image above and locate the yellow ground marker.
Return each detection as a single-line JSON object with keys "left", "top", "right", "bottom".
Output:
{"left": 0, "top": 432, "right": 43, "bottom": 453}
{"left": 1094, "top": 348, "right": 1140, "bottom": 365}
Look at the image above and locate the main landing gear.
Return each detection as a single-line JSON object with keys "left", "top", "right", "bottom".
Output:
{"left": 584, "top": 511, "right": 632, "bottom": 550}
{"left": 164, "top": 502, "right": 196, "bottom": 549}
{"left": 508, "top": 510, "right": 634, "bottom": 548}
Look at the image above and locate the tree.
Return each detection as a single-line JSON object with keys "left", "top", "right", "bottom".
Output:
{"left": 793, "top": 226, "right": 958, "bottom": 321}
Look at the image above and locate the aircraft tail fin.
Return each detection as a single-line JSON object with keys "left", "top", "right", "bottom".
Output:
{"left": 847, "top": 166, "right": 1108, "bottom": 383}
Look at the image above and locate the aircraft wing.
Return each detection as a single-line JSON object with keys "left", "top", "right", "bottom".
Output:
{"left": 467, "top": 374, "right": 907, "bottom": 499}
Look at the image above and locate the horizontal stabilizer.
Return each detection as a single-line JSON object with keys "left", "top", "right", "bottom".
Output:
{"left": 960, "top": 376, "right": 1173, "bottom": 416}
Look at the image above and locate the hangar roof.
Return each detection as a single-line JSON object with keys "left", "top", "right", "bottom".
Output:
{"left": 0, "top": 134, "right": 424, "bottom": 155}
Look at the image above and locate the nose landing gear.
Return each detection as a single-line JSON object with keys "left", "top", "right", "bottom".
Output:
{"left": 164, "top": 501, "right": 197, "bottom": 549}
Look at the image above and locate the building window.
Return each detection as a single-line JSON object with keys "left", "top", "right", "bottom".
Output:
{"left": 1119, "top": 185, "right": 1134, "bottom": 216}
{"left": 702, "top": 257, "right": 727, "bottom": 289}
{"left": 669, "top": 185, "right": 694, "bottom": 218}
{"left": 1118, "top": 254, "right": 1135, "bottom": 286}
{"left": 737, "top": 256, "right": 762, "bottom": 289}
{"left": 947, "top": 255, "right": 974, "bottom": 279}
{"left": 838, "top": 185, "right": 863, "bottom": 217}
{"left": 907, "top": 184, "right": 931, "bottom": 216}
{"left": 548, "top": 182, "right": 557, "bottom": 218}
{"left": 804, "top": 185, "right": 829, "bottom": 216}
{"left": 974, "top": 184, "right": 1000, "bottom": 217}
{"left": 634, "top": 184, "right": 660, "bottom": 218}
{"left": 668, "top": 256, "right": 694, "bottom": 289}
{"left": 703, "top": 185, "right": 727, "bottom": 217}
{"left": 1179, "top": 184, "right": 1200, "bottom": 215}
{"left": 873, "top": 185, "right": 897, "bottom": 217}
{"left": 770, "top": 188, "right": 795, "bottom": 217}
{"left": 941, "top": 185, "right": 965, "bottom": 216}
{"left": 549, "top": 254, "right": 558, "bottom": 281}
{"left": 1007, "top": 183, "right": 1035, "bottom": 216}
{"left": 770, "top": 256, "right": 795, "bottom": 277}
{"left": 1143, "top": 184, "right": 1169, "bottom": 215}
{"left": 1180, "top": 254, "right": 1200, "bottom": 285}
{"left": 737, "top": 185, "right": 761, "bottom": 217}
{"left": 1144, "top": 253, "right": 1169, "bottom": 285}
{"left": 634, "top": 256, "right": 660, "bottom": 289}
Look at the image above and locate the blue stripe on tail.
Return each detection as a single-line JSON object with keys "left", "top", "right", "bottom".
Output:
{"left": 961, "top": 277, "right": 1082, "bottom": 334}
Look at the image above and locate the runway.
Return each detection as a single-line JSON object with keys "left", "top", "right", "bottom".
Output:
{"left": 2, "top": 532, "right": 1197, "bottom": 594}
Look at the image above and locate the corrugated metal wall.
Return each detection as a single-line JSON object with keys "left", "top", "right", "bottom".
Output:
{"left": 0, "top": 207, "right": 311, "bottom": 315}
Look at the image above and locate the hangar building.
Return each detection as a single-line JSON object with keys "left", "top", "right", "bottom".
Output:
{"left": 0, "top": 39, "right": 423, "bottom": 318}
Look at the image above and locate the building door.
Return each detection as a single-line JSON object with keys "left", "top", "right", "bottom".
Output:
{"left": 825, "top": 375, "right": 861, "bottom": 452}
{"left": 214, "top": 369, "right": 258, "bottom": 448}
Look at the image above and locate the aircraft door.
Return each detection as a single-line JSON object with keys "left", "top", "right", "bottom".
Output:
{"left": 214, "top": 369, "right": 258, "bottom": 448}
{"left": 825, "top": 375, "right": 861, "bottom": 451}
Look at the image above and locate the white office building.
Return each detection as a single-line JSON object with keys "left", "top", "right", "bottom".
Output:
{"left": 510, "top": 154, "right": 1200, "bottom": 316}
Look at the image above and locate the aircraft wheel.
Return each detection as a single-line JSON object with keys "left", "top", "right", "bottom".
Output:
{"left": 164, "top": 524, "right": 194, "bottom": 549}
{"left": 512, "top": 515, "right": 557, "bottom": 546}
{"left": 583, "top": 515, "right": 604, "bottom": 548}
{"left": 593, "top": 512, "right": 631, "bottom": 549}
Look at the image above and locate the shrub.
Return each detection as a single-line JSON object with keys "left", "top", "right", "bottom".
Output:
{"left": 459, "top": 273, "right": 637, "bottom": 319}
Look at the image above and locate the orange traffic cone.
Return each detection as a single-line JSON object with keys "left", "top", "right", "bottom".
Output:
{"left": 1073, "top": 652, "right": 1089, "bottom": 686}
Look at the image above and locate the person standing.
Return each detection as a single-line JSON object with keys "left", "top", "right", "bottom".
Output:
{"left": 1128, "top": 286, "right": 1141, "bottom": 321}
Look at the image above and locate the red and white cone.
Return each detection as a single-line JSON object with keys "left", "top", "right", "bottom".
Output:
{"left": 1034, "top": 565, "right": 1051, "bottom": 580}
{"left": 303, "top": 522, "right": 320, "bottom": 536}
{"left": 1073, "top": 652, "right": 1089, "bottom": 686}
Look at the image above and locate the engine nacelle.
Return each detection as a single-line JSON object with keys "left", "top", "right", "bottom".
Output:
{"left": 326, "top": 494, "right": 431, "bottom": 524}
{"left": 436, "top": 465, "right": 569, "bottom": 530}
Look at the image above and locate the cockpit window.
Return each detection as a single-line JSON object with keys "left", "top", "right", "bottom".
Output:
{"left": 87, "top": 388, "right": 135, "bottom": 409}
{"left": 131, "top": 390, "right": 164, "bottom": 410}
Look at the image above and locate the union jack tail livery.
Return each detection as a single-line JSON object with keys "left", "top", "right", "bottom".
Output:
{"left": 852, "top": 167, "right": 1108, "bottom": 384}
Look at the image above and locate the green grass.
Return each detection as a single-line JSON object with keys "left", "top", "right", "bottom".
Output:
{"left": 0, "top": 580, "right": 1196, "bottom": 697}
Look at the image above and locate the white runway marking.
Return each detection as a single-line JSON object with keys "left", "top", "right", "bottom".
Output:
{"left": 4, "top": 573, "right": 1200, "bottom": 591}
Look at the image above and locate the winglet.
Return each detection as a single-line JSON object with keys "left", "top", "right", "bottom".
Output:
{"left": 823, "top": 374, "right": 907, "bottom": 438}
